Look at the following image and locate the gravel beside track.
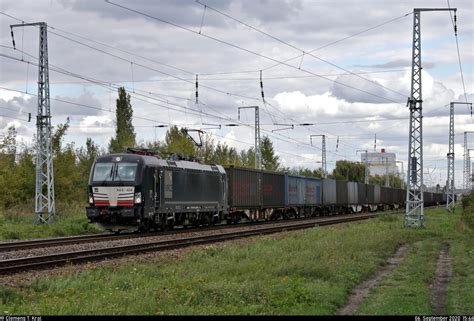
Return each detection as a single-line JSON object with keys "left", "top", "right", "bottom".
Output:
{"left": 0, "top": 213, "right": 378, "bottom": 274}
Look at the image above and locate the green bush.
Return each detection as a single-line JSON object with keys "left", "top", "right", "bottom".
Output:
{"left": 461, "top": 191, "right": 474, "bottom": 229}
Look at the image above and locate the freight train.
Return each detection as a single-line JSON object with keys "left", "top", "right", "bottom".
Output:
{"left": 86, "top": 151, "right": 446, "bottom": 232}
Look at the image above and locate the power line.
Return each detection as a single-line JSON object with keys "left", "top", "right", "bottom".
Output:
{"left": 0, "top": 49, "right": 364, "bottom": 159}
{"left": 46, "top": 68, "right": 408, "bottom": 84}
{"left": 197, "top": 0, "right": 408, "bottom": 98}
{"left": 260, "top": 12, "right": 414, "bottom": 72}
{"left": 0, "top": 11, "right": 195, "bottom": 76}
{"left": 0, "top": 8, "right": 410, "bottom": 156}
{"left": 1, "top": 18, "right": 462, "bottom": 162}
{"left": 103, "top": 1, "right": 424, "bottom": 156}
{"left": 0, "top": 11, "right": 265, "bottom": 103}
{"left": 105, "top": 1, "right": 405, "bottom": 106}
{"left": 447, "top": 0, "right": 470, "bottom": 108}
{"left": 0, "top": 113, "right": 30, "bottom": 123}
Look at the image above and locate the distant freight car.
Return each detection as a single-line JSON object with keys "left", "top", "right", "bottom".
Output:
{"left": 285, "top": 175, "right": 322, "bottom": 217}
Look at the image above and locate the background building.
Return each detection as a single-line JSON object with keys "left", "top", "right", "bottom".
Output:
{"left": 361, "top": 149, "right": 397, "bottom": 176}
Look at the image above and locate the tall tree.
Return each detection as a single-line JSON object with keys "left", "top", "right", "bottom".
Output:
{"left": 109, "top": 87, "right": 136, "bottom": 153}
{"left": 196, "top": 133, "right": 215, "bottom": 164}
{"left": 78, "top": 138, "right": 100, "bottom": 189}
{"left": 261, "top": 136, "right": 280, "bottom": 171}
{"left": 240, "top": 147, "right": 255, "bottom": 168}
{"left": 161, "top": 126, "right": 196, "bottom": 158}
{"left": 330, "top": 160, "right": 366, "bottom": 182}
{"left": 52, "top": 118, "right": 70, "bottom": 156}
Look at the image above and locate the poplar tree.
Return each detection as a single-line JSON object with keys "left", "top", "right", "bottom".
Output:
{"left": 261, "top": 136, "right": 280, "bottom": 170}
{"left": 109, "top": 87, "right": 136, "bottom": 153}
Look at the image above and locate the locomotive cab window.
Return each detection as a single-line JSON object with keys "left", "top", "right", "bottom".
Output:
{"left": 115, "top": 163, "right": 138, "bottom": 181}
{"left": 92, "top": 162, "right": 114, "bottom": 181}
{"left": 92, "top": 162, "right": 138, "bottom": 182}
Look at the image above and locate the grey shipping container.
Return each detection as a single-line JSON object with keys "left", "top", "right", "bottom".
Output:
{"left": 323, "top": 179, "right": 337, "bottom": 205}
{"left": 336, "top": 180, "right": 349, "bottom": 205}
{"left": 357, "top": 183, "right": 367, "bottom": 204}
{"left": 286, "top": 175, "right": 306, "bottom": 206}
{"left": 262, "top": 171, "right": 285, "bottom": 207}
{"left": 366, "top": 184, "right": 375, "bottom": 204}
{"left": 305, "top": 177, "right": 322, "bottom": 205}
{"left": 348, "top": 182, "right": 358, "bottom": 204}
{"left": 380, "top": 186, "right": 390, "bottom": 204}
{"left": 224, "top": 166, "right": 262, "bottom": 208}
{"left": 374, "top": 185, "right": 381, "bottom": 203}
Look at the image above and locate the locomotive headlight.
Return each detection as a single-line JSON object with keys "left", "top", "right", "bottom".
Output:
{"left": 134, "top": 192, "right": 142, "bottom": 204}
{"left": 88, "top": 193, "right": 94, "bottom": 205}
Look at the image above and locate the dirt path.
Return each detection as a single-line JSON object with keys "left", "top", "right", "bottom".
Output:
{"left": 337, "top": 244, "right": 410, "bottom": 315}
{"left": 431, "top": 242, "right": 452, "bottom": 315}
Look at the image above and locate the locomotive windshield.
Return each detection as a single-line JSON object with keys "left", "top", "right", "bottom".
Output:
{"left": 92, "top": 162, "right": 138, "bottom": 182}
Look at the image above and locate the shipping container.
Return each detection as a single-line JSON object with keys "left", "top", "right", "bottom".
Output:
{"left": 366, "top": 184, "right": 375, "bottom": 204}
{"left": 374, "top": 185, "right": 381, "bottom": 204}
{"left": 348, "top": 181, "right": 358, "bottom": 204}
{"left": 286, "top": 175, "right": 306, "bottom": 206}
{"left": 322, "top": 179, "right": 337, "bottom": 205}
{"left": 262, "top": 171, "right": 285, "bottom": 207}
{"left": 336, "top": 180, "right": 349, "bottom": 205}
{"left": 224, "top": 166, "right": 261, "bottom": 209}
{"left": 380, "top": 186, "right": 390, "bottom": 204}
{"left": 399, "top": 189, "right": 406, "bottom": 204}
{"left": 357, "top": 183, "right": 367, "bottom": 204}
{"left": 304, "top": 177, "right": 322, "bottom": 205}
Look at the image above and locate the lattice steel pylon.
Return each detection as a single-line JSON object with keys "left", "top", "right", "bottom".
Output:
{"left": 447, "top": 103, "right": 472, "bottom": 211}
{"left": 310, "top": 135, "right": 326, "bottom": 178}
{"left": 11, "top": 22, "right": 55, "bottom": 224}
{"left": 447, "top": 103, "right": 455, "bottom": 211}
{"left": 463, "top": 132, "right": 474, "bottom": 190}
{"left": 405, "top": 8, "right": 456, "bottom": 228}
{"left": 238, "top": 106, "right": 261, "bottom": 170}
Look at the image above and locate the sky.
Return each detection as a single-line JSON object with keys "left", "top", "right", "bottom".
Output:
{"left": 0, "top": 0, "right": 472, "bottom": 188}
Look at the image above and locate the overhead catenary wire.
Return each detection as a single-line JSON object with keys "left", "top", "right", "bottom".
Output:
{"left": 45, "top": 68, "right": 409, "bottom": 84}
{"left": 0, "top": 8, "right": 466, "bottom": 168}
{"left": 447, "top": 0, "right": 470, "bottom": 109}
{"left": 103, "top": 0, "right": 428, "bottom": 156}
{"left": 1, "top": 47, "right": 367, "bottom": 157}
{"left": 260, "top": 12, "right": 414, "bottom": 72}
{"left": 104, "top": 1, "right": 406, "bottom": 106}
{"left": 0, "top": 9, "right": 411, "bottom": 154}
{"left": 196, "top": 0, "right": 408, "bottom": 99}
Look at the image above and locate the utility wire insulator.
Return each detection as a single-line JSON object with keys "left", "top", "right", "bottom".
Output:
{"left": 195, "top": 74, "right": 198, "bottom": 104}
{"left": 260, "top": 70, "right": 265, "bottom": 104}
{"left": 454, "top": 14, "right": 457, "bottom": 35}
{"left": 10, "top": 27, "right": 16, "bottom": 49}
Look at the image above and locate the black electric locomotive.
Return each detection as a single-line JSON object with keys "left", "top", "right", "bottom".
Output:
{"left": 86, "top": 153, "right": 227, "bottom": 232}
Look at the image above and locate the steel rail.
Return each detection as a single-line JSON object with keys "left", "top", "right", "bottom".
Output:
{"left": 0, "top": 209, "right": 399, "bottom": 252}
{"left": 0, "top": 213, "right": 378, "bottom": 274}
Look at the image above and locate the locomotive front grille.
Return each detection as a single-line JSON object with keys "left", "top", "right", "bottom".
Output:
{"left": 93, "top": 186, "right": 135, "bottom": 207}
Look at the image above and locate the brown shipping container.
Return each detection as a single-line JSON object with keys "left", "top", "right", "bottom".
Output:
{"left": 262, "top": 171, "right": 286, "bottom": 207}
{"left": 380, "top": 186, "right": 390, "bottom": 204}
{"left": 224, "top": 166, "right": 262, "bottom": 208}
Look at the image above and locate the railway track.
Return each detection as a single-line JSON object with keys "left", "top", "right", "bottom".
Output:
{"left": 0, "top": 213, "right": 378, "bottom": 274}
{"left": 0, "top": 209, "right": 402, "bottom": 252}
